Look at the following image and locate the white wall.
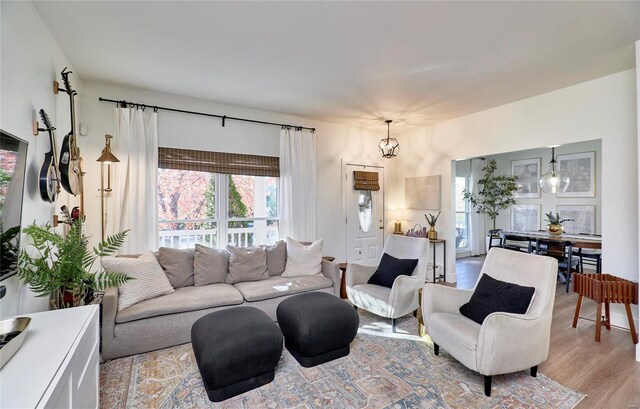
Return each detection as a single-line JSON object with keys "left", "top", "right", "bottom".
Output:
{"left": 79, "top": 81, "right": 393, "bottom": 261}
{"left": 0, "top": 1, "right": 83, "bottom": 317}
{"left": 397, "top": 70, "right": 637, "bottom": 331}
{"left": 484, "top": 139, "right": 602, "bottom": 233}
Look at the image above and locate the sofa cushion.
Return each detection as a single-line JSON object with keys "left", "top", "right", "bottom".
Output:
{"left": 102, "top": 251, "right": 175, "bottom": 311}
{"left": 264, "top": 240, "right": 287, "bottom": 276}
{"left": 158, "top": 247, "right": 195, "bottom": 288}
{"left": 233, "top": 276, "right": 333, "bottom": 302}
{"left": 194, "top": 244, "right": 229, "bottom": 286}
{"left": 116, "top": 283, "right": 244, "bottom": 323}
{"left": 282, "top": 237, "right": 323, "bottom": 277}
{"left": 226, "top": 245, "right": 269, "bottom": 284}
{"left": 459, "top": 273, "right": 535, "bottom": 325}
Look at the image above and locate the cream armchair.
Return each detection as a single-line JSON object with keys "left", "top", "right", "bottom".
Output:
{"left": 346, "top": 235, "right": 429, "bottom": 332}
{"left": 423, "top": 247, "right": 558, "bottom": 396}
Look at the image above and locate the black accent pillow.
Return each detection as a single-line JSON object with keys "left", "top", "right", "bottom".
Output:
{"left": 459, "top": 274, "right": 535, "bottom": 325}
{"left": 367, "top": 253, "right": 419, "bottom": 288}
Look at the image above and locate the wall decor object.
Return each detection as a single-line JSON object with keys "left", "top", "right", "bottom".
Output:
{"left": 406, "top": 175, "right": 441, "bottom": 210}
{"left": 557, "top": 151, "right": 595, "bottom": 198}
{"left": 511, "top": 158, "right": 541, "bottom": 198}
{"left": 556, "top": 205, "right": 596, "bottom": 235}
{"left": 510, "top": 204, "right": 541, "bottom": 232}
{"left": 97, "top": 134, "right": 120, "bottom": 241}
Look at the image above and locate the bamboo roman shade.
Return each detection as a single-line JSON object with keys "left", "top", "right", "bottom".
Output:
{"left": 158, "top": 147, "right": 279, "bottom": 177}
{"left": 353, "top": 171, "right": 380, "bottom": 191}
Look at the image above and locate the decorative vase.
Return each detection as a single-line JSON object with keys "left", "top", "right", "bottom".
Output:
{"left": 547, "top": 223, "right": 564, "bottom": 237}
{"left": 427, "top": 226, "right": 438, "bottom": 240}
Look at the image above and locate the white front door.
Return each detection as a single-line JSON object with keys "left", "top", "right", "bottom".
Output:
{"left": 345, "top": 164, "right": 384, "bottom": 265}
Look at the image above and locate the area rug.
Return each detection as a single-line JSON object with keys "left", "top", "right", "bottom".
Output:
{"left": 100, "top": 310, "right": 585, "bottom": 408}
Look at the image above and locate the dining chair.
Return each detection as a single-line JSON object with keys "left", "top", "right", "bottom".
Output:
{"left": 535, "top": 238, "right": 579, "bottom": 292}
{"left": 499, "top": 232, "right": 533, "bottom": 253}
{"left": 576, "top": 234, "right": 602, "bottom": 274}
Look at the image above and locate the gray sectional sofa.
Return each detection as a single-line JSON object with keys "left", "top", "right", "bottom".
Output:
{"left": 101, "top": 250, "right": 341, "bottom": 361}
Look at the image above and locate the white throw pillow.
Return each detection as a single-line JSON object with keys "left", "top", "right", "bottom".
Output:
{"left": 101, "top": 251, "right": 175, "bottom": 311}
{"left": 282, "top": 237, "right": 323, "bottom": 277}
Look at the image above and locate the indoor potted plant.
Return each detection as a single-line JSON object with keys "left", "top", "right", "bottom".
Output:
{"left": 462, "top": 159, "right": 518, "bottom": 232}
{"left": 425, "top": 211, "right": 441, "bottom": 240}
{"left": 544, "top": 212, "right": 574, "bottom": 237}
{"left": 18, "top": 219, "right": 130, "bottom": 309}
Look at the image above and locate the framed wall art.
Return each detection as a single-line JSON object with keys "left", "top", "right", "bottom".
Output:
{"left": 510, "top": 204, "right": 541, "bottom": 232}
{"left": 556, "top": 205, "right": 596, "bottom": 235}
{"left": 405, "top": 175, "right": 441, "bottom": 210}
{"left": 511, "top": 157, "right": 541, "bottom": 199}
{"left": 557, "top": 151, "right": 595, "bottom": 198}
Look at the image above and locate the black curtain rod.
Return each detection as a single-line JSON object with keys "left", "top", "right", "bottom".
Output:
{"left": 98, "top": 97, "right": 316, "bottom": 132}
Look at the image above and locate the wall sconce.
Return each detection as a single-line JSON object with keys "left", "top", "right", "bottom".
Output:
{"left": 96, "top": 134, "right": 119, "bottom": 241}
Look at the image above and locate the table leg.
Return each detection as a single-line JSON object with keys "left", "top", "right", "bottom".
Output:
{"left": 443, "top": 241, "right": 446, "bottom": 282}
{"left": 624, "top": 303, "right": 638, "bottom": 344}
{"left": 572, "top": 294, "right": 583, "bottom": 328}
{"left": 432, "top": 242, "right": 436, "bottom": 283}
{"left": 595, "top": 302, "right": 602, "bottom": 342}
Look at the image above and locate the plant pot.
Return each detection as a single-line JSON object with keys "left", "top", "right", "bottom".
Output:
{"left": 547, "top": 224, "right": 564, "bottom": 237}
{"left": 427, "top": 226, "right": 438, "bottom": 240}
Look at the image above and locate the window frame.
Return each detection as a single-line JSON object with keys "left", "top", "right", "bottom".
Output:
{"left": 455, "top": 176, "right": 470, "bottom": 252}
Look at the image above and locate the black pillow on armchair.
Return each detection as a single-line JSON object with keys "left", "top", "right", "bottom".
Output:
{"left": 367, "top": 253, "right": 418, "bottom": 288}
{"left": 459, "top": 273, "right": 535, "bottom": 325}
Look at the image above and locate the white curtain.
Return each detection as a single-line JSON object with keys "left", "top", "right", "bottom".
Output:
{"left": 469, "top": 158, "right": 486, "bottom": 256}
{"left": 113, "top": 107, "right": 159, "bottom": 253}
{"left": 279, "top": 128, "right": 317, "bottom": 242}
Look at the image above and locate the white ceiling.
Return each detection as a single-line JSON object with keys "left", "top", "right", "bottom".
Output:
{"left": 34, "top": 1, "right": 639, "bottom": 128}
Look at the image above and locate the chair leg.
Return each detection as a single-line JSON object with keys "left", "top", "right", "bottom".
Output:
{"left": 433, "top": 343, "right": 439, "bottom": 356}
{"left": 484, "top": 375, "right": 492, "bottom": 397}
{"left": 530, "top": 365, "right": 538, "bottom": 377}
{"left": 391, "top": 318, "right": 397, "bottom": 333}
{"left": 413, "top": 309, "right": 418, "bottom": 318}
{"left": 353, "top": 305, "right": 358, "bottom": 311}
{"left": 565, "top": 269, "right": 571, "bottom": 293}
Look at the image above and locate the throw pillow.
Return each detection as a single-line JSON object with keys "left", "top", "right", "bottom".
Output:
{"left": 158, "top": 247, "right": 195, "bottom": 288}
{"left": 459, "top": 273, "right": 536, "bottom": 325}
{"left": 226, "top": 245, "right": 269, "bottom": 284}
{"left": 367, "top": 253, "right": 419, "bottom": 288}
{"left": 264, "top": 240, "right": 287, "bottom": 276}
{"left": 193, "top": 244, "right": 229, "bottom": 286}
{"left": 101, "top": 251, "right": 175, "bottom": 311}
{"left": 282, "top": 237, "right": 323, "bottom": 277}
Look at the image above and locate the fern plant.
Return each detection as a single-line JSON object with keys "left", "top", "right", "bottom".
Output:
{"left": 18, "top": 220, "right": 130, "bottom": 309}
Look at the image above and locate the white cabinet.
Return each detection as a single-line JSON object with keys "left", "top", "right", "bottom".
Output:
{"left": 0, "top": 305, "right": 99, "bottom": 408}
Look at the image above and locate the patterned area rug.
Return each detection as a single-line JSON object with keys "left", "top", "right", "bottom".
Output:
{"left": 100, "top": 310, "right": 585, "bottom": 408}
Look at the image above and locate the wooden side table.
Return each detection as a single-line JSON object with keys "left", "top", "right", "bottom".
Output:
{"left": 430, "top": 239, "right": 446, "bottom": 282}
{"left": 338, "top": 262, "right": 348, "bottom": 299}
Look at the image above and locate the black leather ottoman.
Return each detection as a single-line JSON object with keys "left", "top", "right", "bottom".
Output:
{"left": 191, "top": 307, "right": 283, "bottom": 402}
{"left": 276, "top": 292, "right": 359, "bottom": 367}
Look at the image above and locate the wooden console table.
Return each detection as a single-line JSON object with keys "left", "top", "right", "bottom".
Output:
{"left": 572, "top": 273, "right": 638, "bottom": 344}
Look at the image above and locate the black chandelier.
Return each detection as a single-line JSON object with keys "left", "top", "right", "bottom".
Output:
{"left": 378, "top": 119, "right": 399, "bottom": 159}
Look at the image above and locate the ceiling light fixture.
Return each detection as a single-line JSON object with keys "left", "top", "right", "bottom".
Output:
{"left": 539, "top": 146, "right": 569, "bottom": 194}
{"left": 378, "top": 119, "right": 399, "bottom": 159}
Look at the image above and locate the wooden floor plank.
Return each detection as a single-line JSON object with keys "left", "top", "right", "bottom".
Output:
{"left": 455, "top": 256, "right": 639, "bottom": 409}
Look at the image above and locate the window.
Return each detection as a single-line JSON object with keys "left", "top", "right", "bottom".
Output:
{"left": 157, "top": 148, "right": 279, "bottom": 249}
{"left": 455, "top": 176, "right": 469, "bottom": 251}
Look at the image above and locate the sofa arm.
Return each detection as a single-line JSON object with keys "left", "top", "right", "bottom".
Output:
{"left": 346, "top": 263, "right": 377, "bottom": 288}
{"left": 321, "top": 259, "right": 341, "bottom": 296}
{"left": 476, "top": 311, "right": 551, "bottom": 375}
{"left": 422, "top": 284, "right": 473, "bottom": 328}
{"left": 388, "top": 275, "right": 423, "bottom": 318}
{"left": 102, "top": 286, "right": 118, "bottom": 341}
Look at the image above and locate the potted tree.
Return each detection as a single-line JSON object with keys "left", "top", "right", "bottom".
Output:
{"left": 462, "top": 159, "right": 518, "bottom": 237}
{"left": 18, "top": 220, "right": 130, "bottom": 309}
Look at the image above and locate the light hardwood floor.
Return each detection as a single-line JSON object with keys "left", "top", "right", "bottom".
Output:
{"left": 455, "top": 256, "right": 640, "bottom": 409}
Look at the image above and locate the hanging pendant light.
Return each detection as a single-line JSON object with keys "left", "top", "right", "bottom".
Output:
{"left": 378, "top": 119, "right": 399, "bottom": 158}
{"left": 539, "top": 147, "right": 570, "bottom": 194}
